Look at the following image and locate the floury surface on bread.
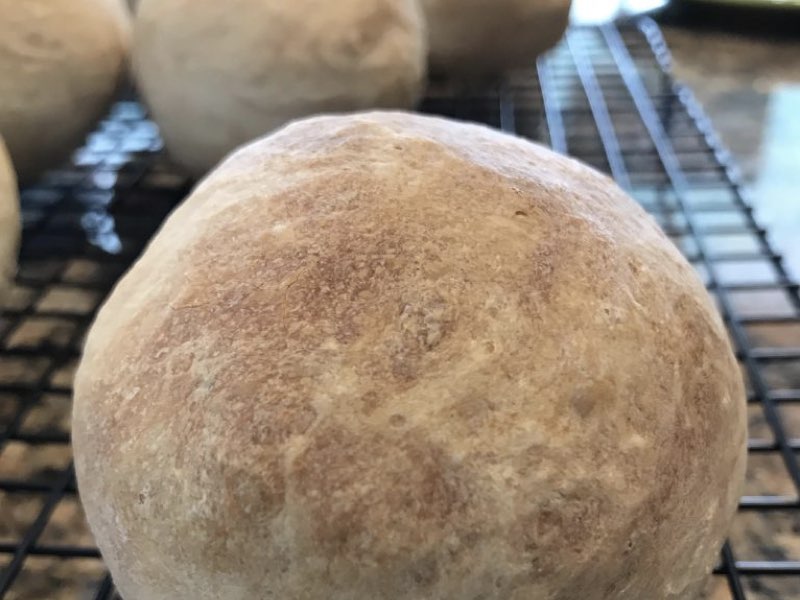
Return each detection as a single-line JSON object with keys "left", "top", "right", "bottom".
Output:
{"left": 73, "top": 112, "right": 746, "bottom": 600}
{"left": 133, "top": 0, "right": 427, "bottom": 178}
{"left": 421, "top": 0, "right": 572, "bottom": 78}
{"left": 0, "top": 0, "right": 130, "bottom": 184}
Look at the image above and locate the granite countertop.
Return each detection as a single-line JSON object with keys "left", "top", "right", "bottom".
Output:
{"left": 662, "top": 15, "right": 800, "bottom": 600}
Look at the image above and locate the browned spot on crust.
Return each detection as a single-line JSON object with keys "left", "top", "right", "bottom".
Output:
{"left": 360, "top": 390, "right": 381, "bottom": 415}
{"left": 194, "top": 451, "right": 287, "bottom": 572}
{"left": 292, "top": 424, "right": 471, "bottom": 560}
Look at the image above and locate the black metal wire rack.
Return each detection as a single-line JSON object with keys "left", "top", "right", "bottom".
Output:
{"left": 0, "top": 18, "right": 798, "bottom": 600}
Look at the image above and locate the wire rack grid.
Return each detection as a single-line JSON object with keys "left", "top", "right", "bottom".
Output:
{"left": 0, "top": 18, "right": 798, "bottom": 600}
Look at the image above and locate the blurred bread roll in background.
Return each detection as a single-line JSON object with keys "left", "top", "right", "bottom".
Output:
{"left": 421, "top": 0, "right": 571, "bottom": 78}
{"left": 133, "top": 0, "right": 427, "bottom": 177}
{"left": 0, "top": 137, "right": 19, "bottom": 301}
{"left": 74, "top": 112, "right": 745, "bottom": 600}
{"left": 0, "top": 0, "right": 130, "bottom": 183}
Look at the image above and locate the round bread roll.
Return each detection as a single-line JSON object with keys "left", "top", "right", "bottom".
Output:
{"left": 74, "top": 112, "right": 746, "bottom": 600}
{"left": 422, "top": 0, "right": 572, "bottom": 78}
{"left": 133, "top": 0, "right": 427, "bottom": 178}
{"left": 0, "top": 136, "right": 19, "bottom": 300}
{"left": 0, "top": 0, "right": 130, "bottom": 184}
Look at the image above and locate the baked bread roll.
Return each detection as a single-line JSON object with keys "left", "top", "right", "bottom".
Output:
{"left": 422, "top": 0, "right": 572, "bottom": 78}
{"left": 74, "top": 112, "right": 746, "bottom": 600}
{"left": 133, "top": 0, "right": 427, "bottom": 177}
{"left": 0, "top": 136, "right": 19, "bottom": 300}
{"left": 0, "top": 0, "right": 130, "bottom": 184}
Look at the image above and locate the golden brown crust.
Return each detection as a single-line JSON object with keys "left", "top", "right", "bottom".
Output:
{"left": 73, "top": 112, "right": 746, "bottom": 600}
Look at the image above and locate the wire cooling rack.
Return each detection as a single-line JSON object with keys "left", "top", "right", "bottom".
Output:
{"left": 0, "top": 18, "right": 798, "bottom": 600}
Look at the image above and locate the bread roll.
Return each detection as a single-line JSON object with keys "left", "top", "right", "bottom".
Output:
{"left": 422, "top": 0, "right": 572, "bottom": 78}
{"left": 133, "top": 0, "right": 427, "bottom": 177}
{"left": 0, "top": 136, "right": 19, "bottom": 300}
{"left": 74, "top": 112, "right": 746, "bottom": 600}
{"left": 0, "top": 0, "right": 130, "bottom": 184}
